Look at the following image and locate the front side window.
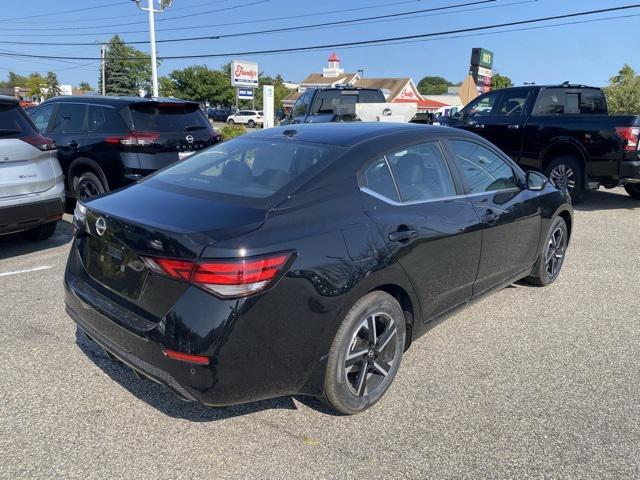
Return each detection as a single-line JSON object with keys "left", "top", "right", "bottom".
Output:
{"left": 465, "top": 91, "right": 501, "bottom": 118}
{"left": 497, "top": 90, "right": 528, "bottom": 116}
{"left": 51, "top": 103, "right": 86, "bottom": 134}
{"left": 150, "top": 138, "right": 342, "bottom": 201}
{"left": 31, "top": 104, "right": 55, "bottom": 132}
{"left": 292, "top": 93, "right": 309, "bottom": 117}
{"left": 450, "top": 140, "right": 518, "bottom": 193}
{"left": 386, "top": 142, "right": 456, "bottom": 202}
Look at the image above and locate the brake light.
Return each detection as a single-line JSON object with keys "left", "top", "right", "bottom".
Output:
{"left": 615, "top": 127, "right": 640, "bottom": 152}
{"left": 22, "top": 134, "right": 56, "bottom": 151}
{"left": 142, "top": 252, "right": 294, "bottom": 298}
{"left": 162, "top": 348, "right": 209, "bottom": 365}
{"left": 106, "top": 131, "right": 160, "bottom": 146}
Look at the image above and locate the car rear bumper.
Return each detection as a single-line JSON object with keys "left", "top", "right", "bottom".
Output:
{"left": 0, "top": 183, "right": 64, "bottom": 235}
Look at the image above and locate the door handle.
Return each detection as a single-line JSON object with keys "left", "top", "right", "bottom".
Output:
{"left": 68, "top": 140, "right": 78, "bottom": 148}
{"left": 475, "top": 124, "right": 485, "bottom": 129}
{"left": 508, "top": 124, "right": 521, "bottom": 130}
{"left": 388, "top": 229, "right": 418, "bottom": 243}
{"left": 481, "top": 209, "right": 499, "bottom": 225}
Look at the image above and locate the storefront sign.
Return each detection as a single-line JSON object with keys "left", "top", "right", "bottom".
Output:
{"left": 231, "top": 60, "right": 259, "bottom": 87}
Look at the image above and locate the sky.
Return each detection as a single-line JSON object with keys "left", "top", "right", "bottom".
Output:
{"left": 0, "top": 0, "right": 638, "bottom": 89}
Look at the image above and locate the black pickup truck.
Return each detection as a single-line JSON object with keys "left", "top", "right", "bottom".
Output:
{"left": 448, "top": 84, "right": 640, "bottom": 202}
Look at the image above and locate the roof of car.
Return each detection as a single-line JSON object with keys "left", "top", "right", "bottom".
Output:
{"left": 0, "top": 95, "right": 19, "bottom": 105}
{"left": 40, "top": 95, "right": 198, "bottom": 107}
{"left": 245, "top": 122, "right": 457, "bottom": 147}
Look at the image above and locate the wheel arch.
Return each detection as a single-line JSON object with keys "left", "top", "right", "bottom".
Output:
{"left": 368, "top": 284, "right": 417, "bottom": 351}
{"left": 540, "top": 138, "right": 588, "bottom": 175}
{"left": 67, "top": 157, "right": 109, "bottom": 194}
{"left": 556, "top": 207, "right": 573, "bottom": 241}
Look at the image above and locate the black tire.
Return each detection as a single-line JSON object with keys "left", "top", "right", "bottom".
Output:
{"left": 323, "top": 291, "right": 406, "bottom": 415}
{"left": 227, "top": 119, "right": 235, "bottom": 125}
{"left": 73, "top": 171, "right": 106, "bottom": 200}
{"left": 544, "top": 155, "right": 585, "bottom": 204}
{"left": 20, "top": 221, "right": 57, "bottom": 241}
{"left": 525, "top": 216, "right": 568, "bottom": 287}
{"left": 247, "top": 120, "right": 256, "bottom": 128}
{"left": 623, "top": 183, "right": 640, "bottom": 200}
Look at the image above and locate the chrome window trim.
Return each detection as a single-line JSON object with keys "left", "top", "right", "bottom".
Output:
{"left": 360, "top": 186, "right": 522, "bottom": 207}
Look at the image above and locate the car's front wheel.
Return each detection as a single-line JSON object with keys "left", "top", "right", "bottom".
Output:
{"left": 323, "top": 291, "right": 406, "bottom": 415}
{"left": 227, "top": 119, "right": 235, "bottom": 125}
{"left": 247, "top": 120, "right": 256, "bottom": 128}
{"left": 623, "top": 183, "right": 640, "bottom": 200}
{"left": 74, "top": 171, "right": 106, "bottom": 200}
{"left": 525, "top": 216, "right": 568, "bottom": 286}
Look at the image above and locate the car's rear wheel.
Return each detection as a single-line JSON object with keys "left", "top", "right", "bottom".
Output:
{"left": 20, "top": 221, "right": 57, "bottom": 241}
{"left": 74, "top": 171, "right": 106, "bottom": 200}
{"left": 227, "top": 119, "right": 235, "bottom": 125}
{"left": 545, "top": 156, "right": 585, "bottom": 204}
{"left": 525, "top": 216, "right": 568, "bottom": 286}
{"left": 623, "top": 183, "right": 640, "bottom": 200}
{"left": 247, "top": 120, "right": 256, "bottom": 128}
{"left": 323, "top": 291, "right": 406, "bottom": 415}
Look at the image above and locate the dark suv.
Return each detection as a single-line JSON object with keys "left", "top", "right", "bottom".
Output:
{"left": 29, "top": 96, "right": 222, "bottom": 200}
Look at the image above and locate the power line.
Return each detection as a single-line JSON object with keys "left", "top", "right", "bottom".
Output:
{"left": 0, "top": 0, "right": 503, "bottom": 46}
{"left": 0, "top": 1, "right": 129, "bottom": 23}
{"left": 0, "top": 3, "right": 636, "bottom": 62}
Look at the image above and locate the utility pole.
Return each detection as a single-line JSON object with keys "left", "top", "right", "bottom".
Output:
{"left": 132, "top": 0, "right": 172, "bottom": 97}
{"left": 100, "top": 44, "right": 106, "bottom": 95}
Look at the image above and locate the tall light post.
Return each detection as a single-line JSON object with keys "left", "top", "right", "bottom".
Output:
{"left": 132, "top": 0, "right": 172, "bottom": 97}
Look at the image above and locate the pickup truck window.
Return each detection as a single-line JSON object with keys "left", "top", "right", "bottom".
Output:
{"left": 466, "top": 91, "right": 501, "bottom": 117}
{"left": 450, "top": 140, "right": 518, "bottom": 194}
{"left": 535, "top": 88, "right": 607, "bottom": 115}
{"left": 497, "top": 90, "right": 528, "bottom": 116}
{"left": 292, "top": 92, "right": 310, "bottom": 117}
{"left": 311, "top": 90, "right": 386, "bottom": 115}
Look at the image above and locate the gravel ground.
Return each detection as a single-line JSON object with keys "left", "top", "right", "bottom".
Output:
{"left": 0, "top": 188, "right": 639, "bottom": 479}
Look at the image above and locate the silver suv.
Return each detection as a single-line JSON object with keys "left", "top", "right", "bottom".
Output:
{"left": 0, "top": 96, "right": 64, "bottom": 241}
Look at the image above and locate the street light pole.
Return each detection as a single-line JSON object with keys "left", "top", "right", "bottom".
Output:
{"left": 132, "top": 0, "right": 172, "bottom": 97}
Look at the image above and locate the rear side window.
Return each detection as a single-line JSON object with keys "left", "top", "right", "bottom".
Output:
{"left": 130, "top": 104, "right": 209, "bottom": 133}
{"left": 151, "top": 138, "right": 342, "bottom": 200}
{"left": 87, "top": 106, "right": 127, "bottom": 133}
{"left": 51, "top": 103, "right": 86, "bottom": 133}
{"left": 535, "top": 88, "right": 607, "bottom": 115}
{"left": 0, "top": 103, "right": 36, "bottom": 138}
{"left": 450, "top": 140, "right": 518, "bottom": 193}
{"left": 363, "top": 158, "right": 399, "bottom": 202}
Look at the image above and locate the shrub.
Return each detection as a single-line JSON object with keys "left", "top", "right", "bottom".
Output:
{"left": 220, "top": 124, "right": 247, "bottom": 140}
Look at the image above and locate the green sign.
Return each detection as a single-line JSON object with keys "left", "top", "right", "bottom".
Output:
{"left": 471, "top": 48, "right": 494, "bottom": 69}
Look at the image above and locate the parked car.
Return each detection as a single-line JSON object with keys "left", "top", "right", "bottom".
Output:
{"left": 65, "top": 123, "right": 573, "bottom": 414}
{"left": 207, "top": 108, "right": 231, "bottom": 123}
{"left": 28, "top": 96, "right": 222, "bottom": 201}
{"left": 0, "top": 96, "right": 64, "bottom": 240}
{"left": 226, "top": 110, "right": 263, "bottom": 128}
{"left": 448, "top": 83, "right": 640, "bottom": 202}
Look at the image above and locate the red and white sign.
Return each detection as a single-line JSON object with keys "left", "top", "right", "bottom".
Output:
{"left": 231, "top": 60, "right": 259, "bottom": 87}
{"left": 397, "top": 85, "right": 418, "bottom": 101}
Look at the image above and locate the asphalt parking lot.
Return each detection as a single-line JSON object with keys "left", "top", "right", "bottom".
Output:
{"left": 1, "top": 187, "right": 639, "bottom": 479}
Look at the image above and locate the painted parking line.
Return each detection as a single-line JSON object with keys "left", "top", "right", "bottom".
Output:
{"left": 0, "top": 265, "right": 54, "bottom": 277}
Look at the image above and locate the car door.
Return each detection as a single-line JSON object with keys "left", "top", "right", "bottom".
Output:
{"left": 47, "top": 102, "right": 88, "bottom": 174}
{"left": 454, "top": 90, "right": 502, "bottom": 140}
{"left": 360, "top": 140, "right": 482, "bottom": 321}
{"left": 445, "top": 138, "right": 542, "bottom": 295}
{"left": 485, "top": 88, "right": 530, "bottom": 160}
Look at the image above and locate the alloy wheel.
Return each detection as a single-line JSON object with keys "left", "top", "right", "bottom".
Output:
{"left": 78, "top": 179, "right": 101, "bottom": 200}
{"left": 549, "top": 164, "right": 576, "bottom": 193}
{"left": 545, "top": 225, "right": 567, "bottom": 279}
{"left": 344, "top": 312, "right": 398, "bottom": 397}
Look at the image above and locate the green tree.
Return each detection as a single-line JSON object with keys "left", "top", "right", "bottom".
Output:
{"left": 604, "top": 64, "right": 640, "bottom": 114}
{"left": 158, "top": 76, "right": 176, "bottom": 97}
{"left": 254, "top": 74, "right": 293, "bottom": 110}
{"left": 100, "top": 35, "right": 152, "bottom": 96}
{"left": 490, "top": 73, "right": 513, "bottom": 90}
{"left": 417, "top": 75, "right": 452, "bottom": 95}
{"left": 25, "top": 73, "right": 46, "bottom": 98}
{"left": 0, "top": 72, "right": 28, "bottom": 89}
{"left": 78, "top": 81, "right": 92, "bottom": 93}
{"left": 166, "top": 64, "right": 235, "bottom": 105}
{"left": 44, "top": 71, "right": 62, "bottom": 99}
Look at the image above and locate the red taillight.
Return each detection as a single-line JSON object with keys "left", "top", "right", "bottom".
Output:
{"left": 105, "top": 131, "right": 160, "bottom": 146}
{"left": 142, "top": 252, "right": 293, "bottom": 298}
{"left": 22, "top": 134, "right": 56, "bottom": 151}
{"left": 162, "top": 348, "right": 209, "bottom": 365}
{"left": 615, "top": 127, "right": 640, "bottom": 152}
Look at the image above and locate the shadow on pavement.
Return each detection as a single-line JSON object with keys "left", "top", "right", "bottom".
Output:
{"left": 75, "top": 328, "right": 336, "bottom": 420}
{"left": 575, "top": 189, "right": 640, "bottom": 212}
{"left": 0, "top": 219, "right": 73, "bottom": 261}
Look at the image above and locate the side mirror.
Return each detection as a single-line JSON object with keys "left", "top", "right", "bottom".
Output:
{"left": 526, "top": 170, "right": 548, "bottom": 191}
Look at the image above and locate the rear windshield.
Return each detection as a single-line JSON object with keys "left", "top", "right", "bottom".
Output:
{"left": 150, "top": 137, "right": 343, "bottom": 201}
{"left": 130, "top": 103, "right": 210, "bottom": 133}
{"left": 0, "top": 104, "right": 36, "bottom": 138}
{"left": 311, "top": 90, "right": 385, "bottom": 114}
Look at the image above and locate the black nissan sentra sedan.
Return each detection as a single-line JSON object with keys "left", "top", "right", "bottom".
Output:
{"left": 64, "top": 123, "right": 573, "bottom": 415}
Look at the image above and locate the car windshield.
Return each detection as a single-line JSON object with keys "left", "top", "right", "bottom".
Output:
{"left": 150, "top": 137, "right": 343, "bottom": 201}
{"left": 130, "top": 103, "right": 209, "bottom": 132}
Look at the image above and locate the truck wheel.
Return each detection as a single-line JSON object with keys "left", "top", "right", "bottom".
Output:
{"left": 623, "top": 183, "right": 640, "bottom": 200}
{"left": 524, "top": 216, "right": 568, "bottom": 287}
{"left": 545, "top": 156, "right": 585, "bottom": 204}
{"left": 20, "top": 221, "right": 57, "bottom": 242}
{"left": 73, "top": 171, "right": 106, "bottom": 200}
